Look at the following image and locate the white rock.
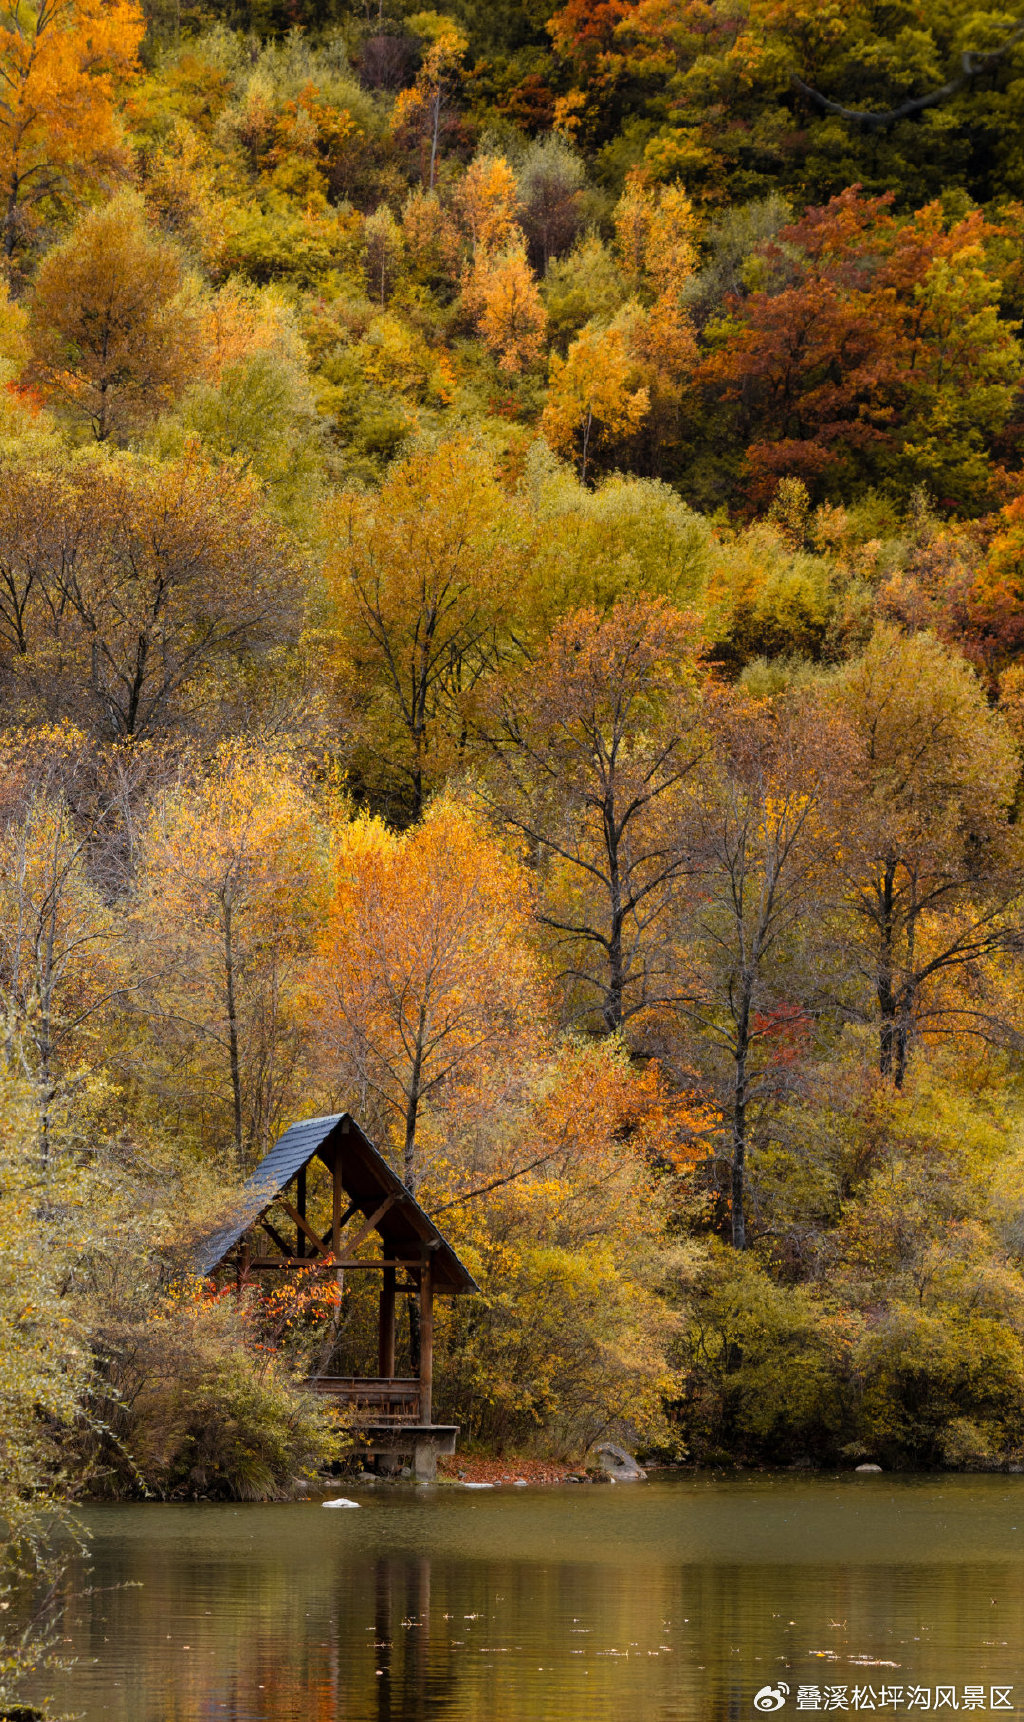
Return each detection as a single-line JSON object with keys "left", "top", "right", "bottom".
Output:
{"left": 461, "top": 1481, "right": 494, "bottom": 1489}
{"left": 855, "top": 1464, "right": 883, "bottom": 1474}
{"left": 322, "top": 1497, "right": 361, "bottom": 1508}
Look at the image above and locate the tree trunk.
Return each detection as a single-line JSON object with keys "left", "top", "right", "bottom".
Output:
{"left": 404, "top": 1053, "right": 422, "bottom": 1196}
{"left": 3, "top": 177, "right": 19, "bottom": 258}
{"left": 730, "top": 989, "right": 751, "bottom": 1249}
{"left": 404, "top": 1037, "right": 424, "bottom": 1364}
{"left": 603, "top": 794, "right": 625, "bottom": 1031}
{"left": 223, "top": 892, "right": 244, "bottom": 1171}
{"left": 428, "top": 86, "right": 441, "bottom": 190}
{"left": 876, "top": 860, "right": 900, "bottom": 1083}
{"left": 580, "top": 407, "right": 593, "bottom": 484}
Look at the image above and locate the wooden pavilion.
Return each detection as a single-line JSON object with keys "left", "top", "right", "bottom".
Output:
{"left": 197, "top": 1112, "right": 478, "bottom": 1478}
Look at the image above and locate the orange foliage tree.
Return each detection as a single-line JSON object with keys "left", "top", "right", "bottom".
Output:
{"left": 965, "top": 498, "right": 1024, "bottom": 671}
{"left": 463, "top": 240, "right": 547, "bottom": 374}
{"left": 457, "top": 157, "right": 547, "bottom": 374}
{"left": 0, "top": 0, "right": 144, "bottom": 255}
{"left": 320, "top": 797, "right": 542, "bottom": 1196}
{"left": 28, "top": 192, "right": 201, "bottom": 441}
{"left": 0, "top": 451, "right": 299, "bottom": 741}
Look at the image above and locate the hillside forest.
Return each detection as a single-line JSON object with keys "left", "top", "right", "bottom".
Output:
{"left": 9, "top": 0, "right": 1024, "bottom": 1683}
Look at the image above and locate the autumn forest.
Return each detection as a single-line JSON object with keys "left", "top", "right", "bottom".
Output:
{"left": 8, "top": 0, "right": 1024, "bottom": 1677}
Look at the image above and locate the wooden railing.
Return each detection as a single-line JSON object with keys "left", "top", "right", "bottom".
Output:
{"left": 303, "top": 1376, "right": 422, "bottom": 1422}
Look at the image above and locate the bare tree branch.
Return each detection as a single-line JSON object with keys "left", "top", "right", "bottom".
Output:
{"left": 791, "top": 22, "right": 1024, "bottom": 131}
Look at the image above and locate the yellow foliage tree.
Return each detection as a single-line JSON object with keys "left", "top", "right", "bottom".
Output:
{"left": 324, "top": 438, "right": 521, "bottom": 817}
{"left": 426, "top": 1038, "right": 698, "bottom": 1450}
{"left": 138, "top": 118, "right": 222, "bottom": 268}
{"left": 0, "top": 450, "right": 299, "bottom": 740}
{"left": 478, "top": 594, "right": 703, "bottom": 1033}
{"left": 135, "top": 744, "right": 327, "bottom": 1170}
{"left": 0, "top": 0, "right": 144, "bottom": 255}
{"left": 833, "top": 624, "right": 1024, "bottom": 1086}
{"left": 613, "top": 174, "right": 698, "bottom": 400}
{"left": 0, "top": 1054, "right": 92, "bottom": 1704}
{"left": 614, "top": 174, "right": 697, "bottom": 297}
{"left": 390, "top": 22, "right": 466, "bottom": 190}
{"left": 0, "top": 726, "right": 129, "bottom": 1146}
{"left": 541, "top": 319, "right": 649, "bottom": 481}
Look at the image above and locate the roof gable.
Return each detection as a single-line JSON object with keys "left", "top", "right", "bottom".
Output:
{"left": 196, "top": 1112, "right": 478, "bottom": 1293}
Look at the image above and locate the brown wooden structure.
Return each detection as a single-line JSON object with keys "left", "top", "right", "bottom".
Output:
{"left": 197, "top": 1113, "right": 477, "bottom": 1477}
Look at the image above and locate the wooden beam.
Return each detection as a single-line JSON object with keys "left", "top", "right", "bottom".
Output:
{"left": 277, "top": 1196, "right": 332, "bottom": 1258}
{"left": 332, "top": 1159, "right": 344, "bottom": 1256}
{"left": 329, "top": 1155, "right": 346, "bottom": 1348}
{"left": 296, "top": 1165, "right": 307, "bottom": 1260}
{"left": 342, "top": 1195, "right": 398, "bottom": 1258}
{"left": 379, "top": 1266, "right": 396, "bottom": 1378}
{"left": 247, "top": 1257, "right": 425, "bottom": 1270}
{"left": 419, "top": 1257, "right": 433, "bottom": 1425}
{"left": 259, "top": 1217, "right": 292, "bottom": 1256}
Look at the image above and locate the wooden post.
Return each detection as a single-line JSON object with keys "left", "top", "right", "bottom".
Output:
{"left": 331, "top": 1153, "right": 342, "bottom": 1255}
{"left": 331, "top": 1153, "right": 344, "bottom": 1351}
{"left": 296, "top": 1165, "right": 307, "bottom": 1260}
{"left": 418, "top": 1258, "right": 433, "bottom": 1425}
{"left": 378, "top": 1266, "right": 396, "bottom": 1379}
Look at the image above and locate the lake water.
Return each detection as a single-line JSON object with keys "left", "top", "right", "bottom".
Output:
{"left": 32, "top": 1474, "right": 1024, "bottom": 1721}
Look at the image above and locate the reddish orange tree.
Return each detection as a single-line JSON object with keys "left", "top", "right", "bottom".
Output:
{"left": 696, "top": 190, "right": 1022, "bottom": 512}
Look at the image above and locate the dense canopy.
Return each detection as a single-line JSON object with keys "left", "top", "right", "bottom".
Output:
{"left": 8, "top": 3, "right": 1024, "bottom": 1703}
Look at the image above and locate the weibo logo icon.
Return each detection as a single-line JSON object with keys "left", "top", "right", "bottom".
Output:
{"left": 753, "top": 1685, "right": 790, "bottom": 1713}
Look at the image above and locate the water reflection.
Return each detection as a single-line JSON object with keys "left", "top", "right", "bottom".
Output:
{"left": 34, "top": 1478, "right": 1024, "bottom": 1721}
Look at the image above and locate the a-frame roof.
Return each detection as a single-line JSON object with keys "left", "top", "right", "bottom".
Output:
{"left": 196, "top": 1112, "right": 478, "bottom": 1293}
